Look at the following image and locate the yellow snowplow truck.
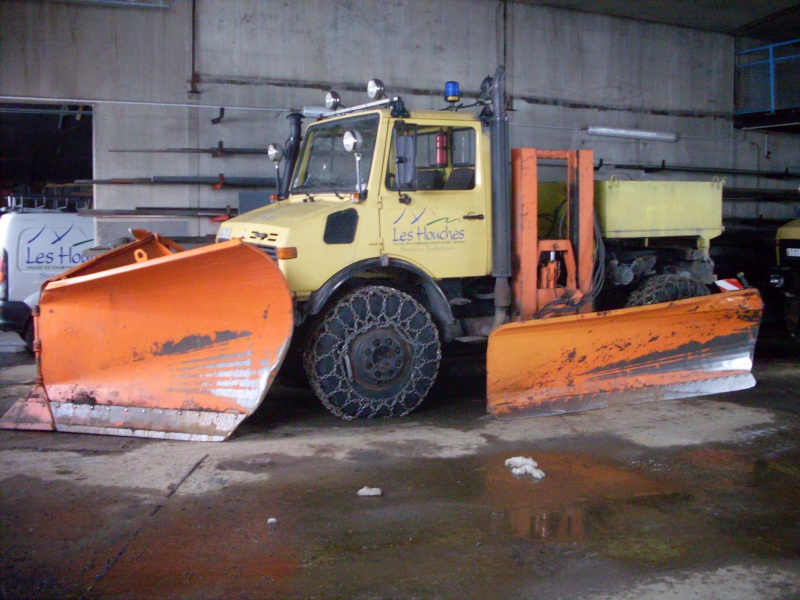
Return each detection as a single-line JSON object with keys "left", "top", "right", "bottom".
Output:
{"left": 1, "top": 67, "right": 763, "bottom": 441}
{"left": 771, "top": 219, "right": 800, "bottom": 340}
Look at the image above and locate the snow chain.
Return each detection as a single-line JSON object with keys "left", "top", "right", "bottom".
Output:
{"left": 306, "top": 286, "right": 441, "bottom": 419}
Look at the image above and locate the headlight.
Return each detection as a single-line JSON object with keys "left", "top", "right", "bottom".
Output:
{"left": 217, "top": 227, "right": 232, "bottom": 241}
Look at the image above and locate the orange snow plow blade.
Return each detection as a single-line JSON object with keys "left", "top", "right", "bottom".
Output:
{"left": 487, "top": 288, "right": 763, "bottom": 419}
{"left": 0, "top": 235, "right": 293, "bottom": 441}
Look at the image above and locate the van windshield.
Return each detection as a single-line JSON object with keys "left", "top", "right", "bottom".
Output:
{"left": 290, "top": 114, "right": 379, "bottom": 196}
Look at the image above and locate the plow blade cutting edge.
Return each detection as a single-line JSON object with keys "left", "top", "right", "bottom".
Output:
{"left": 487, "top": 288, "right": 763, "bottom": 419}
{"left": 0, "top": 236, "right": 294, "bottom": 441}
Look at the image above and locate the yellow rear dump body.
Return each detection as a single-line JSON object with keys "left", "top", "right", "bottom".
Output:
{"left": 538, "top": 180, "right": 723, "bottom": 257}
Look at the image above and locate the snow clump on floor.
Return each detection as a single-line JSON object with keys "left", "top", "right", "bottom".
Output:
{"left": 505, "top": 456, "right": 545, "bottom": 479}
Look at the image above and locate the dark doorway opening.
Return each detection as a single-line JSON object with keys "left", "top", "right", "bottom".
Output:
{"left": 0, "top": 103, "right": 92, "bottom": 195}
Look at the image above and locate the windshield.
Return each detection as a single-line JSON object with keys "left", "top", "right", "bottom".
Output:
{"left": 290, "top": 114, "right": 380, "bottom": 195}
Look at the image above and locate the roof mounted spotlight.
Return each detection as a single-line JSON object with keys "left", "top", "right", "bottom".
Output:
{"left": 325, "top": 91, "right": 342, "bottom": 110}
{"left": 367, "top": 79, "right": 386, "bottom": 100}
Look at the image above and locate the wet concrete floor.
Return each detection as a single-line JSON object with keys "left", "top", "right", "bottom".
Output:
{"left": 1, "top": 326, "right": 799, "bottom": 599}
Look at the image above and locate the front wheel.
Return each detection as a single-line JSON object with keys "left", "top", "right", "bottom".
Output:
{"left": 304, "top": 285, "right": 441, "bottom": 419}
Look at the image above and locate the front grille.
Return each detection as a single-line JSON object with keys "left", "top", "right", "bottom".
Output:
{"left": 259, "top": 245, "right": 278, "bottom": 261}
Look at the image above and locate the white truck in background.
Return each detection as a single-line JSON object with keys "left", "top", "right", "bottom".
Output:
{"left": 0, "top": 187, "right": 94, "bottom": 349}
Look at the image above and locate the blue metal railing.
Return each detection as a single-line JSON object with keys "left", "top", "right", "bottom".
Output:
{"left": 735, "top": 38, "right": 800, "bottom": 115}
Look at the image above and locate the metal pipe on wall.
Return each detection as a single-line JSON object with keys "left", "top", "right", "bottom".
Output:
{"left": 0, "top": 96, "right": 288, "bottom": 113}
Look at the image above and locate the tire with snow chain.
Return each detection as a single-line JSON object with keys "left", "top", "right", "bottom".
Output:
{"left": 625, "top": 274, "right": 710, "bottom": 308}
{"left": 304, "top": 285, "right": 441, "bottom": 420}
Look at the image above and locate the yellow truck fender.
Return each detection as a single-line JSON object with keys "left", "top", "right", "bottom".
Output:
{"left": 303, "top": 257, "right": 462, "bottom": 342}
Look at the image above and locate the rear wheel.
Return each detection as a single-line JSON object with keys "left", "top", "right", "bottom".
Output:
{"left": 625, "top": 274, "right": 709, "bottom": 307}
{"left": 304, "top": 285, "right": 441, "bottom": 419}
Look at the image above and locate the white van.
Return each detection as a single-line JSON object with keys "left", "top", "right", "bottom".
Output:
{"left": 0, "top": 209, "right": 94, "bottom": 348}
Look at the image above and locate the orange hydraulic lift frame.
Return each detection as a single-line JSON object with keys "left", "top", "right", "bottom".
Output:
{"left": 510, "top": 148, "right": 595, "bottom": 320}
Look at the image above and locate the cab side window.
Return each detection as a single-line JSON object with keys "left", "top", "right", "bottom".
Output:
{"left": 386, "top": 126, "right": 476, "bottom": 192}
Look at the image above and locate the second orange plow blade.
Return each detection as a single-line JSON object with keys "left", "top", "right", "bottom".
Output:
{"left": 487, "top": 288, "right": 763, "bottom": 419}
{"left": 16, "top": 238, "right": 292, "bottom": 441}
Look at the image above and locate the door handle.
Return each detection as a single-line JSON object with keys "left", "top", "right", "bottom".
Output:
{"left": 463, "top": 214, "right": 484, "bottom": 220}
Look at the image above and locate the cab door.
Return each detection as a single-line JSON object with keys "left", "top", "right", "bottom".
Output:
{"left": 378, "top": 121, "right": 490, "bottom": 278}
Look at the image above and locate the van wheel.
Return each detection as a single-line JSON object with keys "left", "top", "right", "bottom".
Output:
{"left": 304, "top": 286, "right": 441, "bottom": 419}
{"left": 23, "top": 320, "right": 34, "bottom": 353}
{"left": 625, "top": 274, "right": 710, "bottom": 307}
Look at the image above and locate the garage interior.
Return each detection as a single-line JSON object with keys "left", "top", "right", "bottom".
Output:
{"left": 1, "top": 0, "right": 800, "bottom": 598}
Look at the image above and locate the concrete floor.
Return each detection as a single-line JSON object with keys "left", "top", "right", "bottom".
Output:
{"left": 0, "top": 327, "right": 799, "bottom": 599}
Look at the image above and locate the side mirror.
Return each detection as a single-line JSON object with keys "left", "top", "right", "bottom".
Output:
{"left": 395, "top": 135, "right": 415, "bottom": 189}
{"left": 267, "top": 143, "right": 284, "bottom": 197}
{"left": 342, "top": 130, "right": 366, "bottom": 198}
{"left": 267, "top": 143, "right": 284, "bottom": 163}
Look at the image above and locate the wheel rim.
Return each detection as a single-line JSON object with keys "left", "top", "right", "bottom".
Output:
{"left": 348, "top": 326, "right": 411, "bottom": 390}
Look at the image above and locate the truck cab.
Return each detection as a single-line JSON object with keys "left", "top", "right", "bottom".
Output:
{"left": 216, "top": 88, "right": 506, "bottom": 419}
{"left": 217, "top": 103, "right": 494, "bottom": 340}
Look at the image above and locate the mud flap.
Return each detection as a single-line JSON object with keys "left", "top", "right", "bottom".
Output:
{"left": 0, "top": 236, "right": 293, "bottom": 441}
{"left": 487, "top": 288, "right": 763, "bottom": 419}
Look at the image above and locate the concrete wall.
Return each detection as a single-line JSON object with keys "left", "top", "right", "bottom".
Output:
{"left": 1, "top": 0, "right": 799, "bottom": 242}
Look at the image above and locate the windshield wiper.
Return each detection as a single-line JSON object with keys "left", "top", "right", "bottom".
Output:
{"left": 289, "top": 183, "right": 317, "bottom": 202}
{"left": 292, "top": 183, "right": 356, "bottom": 199}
